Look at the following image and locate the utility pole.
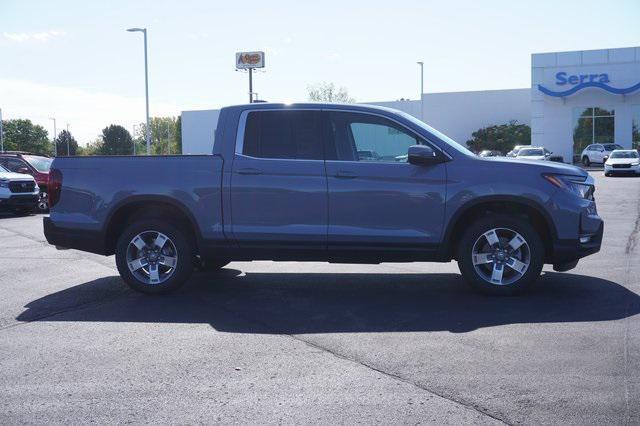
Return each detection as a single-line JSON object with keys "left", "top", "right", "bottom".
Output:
{"left": 132, "top": 124, "right": 137, "bottom": 155}
{"left": 248, "top": 68, "right": 253, "bottom": 103}
{"left": 417, "top": 61, "right": 424, "bottom": 121}
{"left": 0, "top": 108, "right": 4, "bottom": 152}
{"left": 66, "top": 123, "right": 70, "bottom": 155}
{"left": 127, "top": 27, "right": 151, "bottom": 155}
{"left": 49, "top": 117, "right": 57, "bottom": 154}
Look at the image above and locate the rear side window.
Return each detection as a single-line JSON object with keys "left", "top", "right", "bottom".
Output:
{"left": 242, "top": 110, "right": 323, "bottom": 160}
{"left": 2, "top": 158, "right": 28, "bottom": 172}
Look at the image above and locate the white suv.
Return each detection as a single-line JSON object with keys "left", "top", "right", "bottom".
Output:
{"left": 580, "top": 143, "right": 624, "bottom": 166}
{"left": 0, "top": 164, "right": 39, "bottom": 215}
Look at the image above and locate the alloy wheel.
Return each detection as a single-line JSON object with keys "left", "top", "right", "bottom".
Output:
{"left": 37, "top": 192, "right": 49, "bottom": 212}
{"left": 126, "top": 231, "right": 178, "bottom": 285}
{"left": 471, "top": 227, "right": 531, "bottom": 286}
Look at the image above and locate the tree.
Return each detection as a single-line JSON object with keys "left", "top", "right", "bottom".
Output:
{"left": 135, "top": 116, "right": 181, "bottom": 155}
{"left": 100, "top": 125, "right": 134, "bottom": 155}
{"left": 1, "top": 119, "right": 51, "bottom": 155}
{"left": 307, "top": 82, "right": 355, "bottom": 103}
{"left": 465, "top": 121, "right": 531, "bottom": 153}
{"left": 54, "top": 130, "right": 79, "bottom": 156}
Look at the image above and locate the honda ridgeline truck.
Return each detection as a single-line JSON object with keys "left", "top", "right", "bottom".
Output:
{"left": 44, "top": 103, "right": 603, "bottom": 295}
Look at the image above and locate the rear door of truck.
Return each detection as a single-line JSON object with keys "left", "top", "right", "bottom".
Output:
{"left": 230, "top": 109, "right": 328, "bottom": 249}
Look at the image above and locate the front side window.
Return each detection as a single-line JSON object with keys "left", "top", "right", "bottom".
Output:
{"left": 572, "top": 107, "right": 615, "bottom": 158}
{"left": 328, "top": 112, "right": 419, "bottom": 162}
{"left": 242, "top": 110, "right": 323, "bottom": 160}
{"left": 633, "top": 105, "right": 640, "bottom": 150}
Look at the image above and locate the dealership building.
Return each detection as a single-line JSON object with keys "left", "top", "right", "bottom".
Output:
{"left": 182, "top": 46, "right": 640, "bottom": 162}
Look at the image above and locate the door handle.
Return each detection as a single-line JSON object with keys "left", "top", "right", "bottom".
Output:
{"left": 334, "top": 170, "right": 357, "bottom": 179}
{"left": 237, "top": 168, "right": 263, "bottom": 175}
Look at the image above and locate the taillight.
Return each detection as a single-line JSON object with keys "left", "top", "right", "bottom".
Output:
{"left": 48, "top": 168, "right": 63, "bottom": 208}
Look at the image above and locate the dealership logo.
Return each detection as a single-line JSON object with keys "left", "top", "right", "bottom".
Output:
{"left": 538, "top": 71, "right": 640, "bottom": 97}
{"left": 555, "top": 71, "right": 610, "bottom": 86}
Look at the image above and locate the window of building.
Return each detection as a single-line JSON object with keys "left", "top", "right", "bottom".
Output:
{"left": 242, "top": 110, "right": 323, "bottom": 160}
{"left": 328, "top": 112, "right": 419, "bottom": 162}
{"left": 572, "top": 107, "right": 615, "bottom": 159}
{"left": 633, "top": 105, "right": 640, "bottom": 150}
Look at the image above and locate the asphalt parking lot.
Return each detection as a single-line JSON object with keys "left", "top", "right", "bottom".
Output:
{"left": 1, "top": 171, "right": 639, "bottom": 424}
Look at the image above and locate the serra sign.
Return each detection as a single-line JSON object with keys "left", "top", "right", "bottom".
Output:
{"left": 556, "top": 71, "right": 610, "bottom": 86}
{"left": 236, "top": 51, "right": 265, "bottom": 69}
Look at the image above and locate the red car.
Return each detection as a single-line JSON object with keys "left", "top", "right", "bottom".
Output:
{"left": 0, "top": 152, "right": 52, "bottom": 212}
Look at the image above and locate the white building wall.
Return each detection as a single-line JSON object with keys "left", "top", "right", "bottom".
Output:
{"left": 371, "top": 89, "right": 531, "bottom": 145}
{"left": 181, "top": 109, "right": 220, "bottom": 154}
{"left": 531, "top": 47, "right": 640, "bottom": 163}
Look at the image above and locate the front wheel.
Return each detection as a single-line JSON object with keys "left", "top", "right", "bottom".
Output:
{"left": 36, "top": 191, "right": 49, "bottom": 213}
{"left": 582, "top": 156, "right": 590, "bottom": 167}
{"left": 115, "top": 219, "right": 194, "bottom": 294}
{"left": 457, "top": 215, "right": 544, "bottom": 296}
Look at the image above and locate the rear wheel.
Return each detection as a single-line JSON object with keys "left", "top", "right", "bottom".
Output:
{"left": 457, "top": 215, "right": 544, "bottom": 296}
{"left": 115, "top": 219, "right": 194, "bottom": 294}
{"left": 582, "top": 156, "right": 590, "bottom": 167}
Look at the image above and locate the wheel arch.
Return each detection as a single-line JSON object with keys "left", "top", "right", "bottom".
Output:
{"left": 103, "top": 195, "right": 202, "bottom": 256}
{"left": 442, "top": 196, "right": 557, "bottom": 262}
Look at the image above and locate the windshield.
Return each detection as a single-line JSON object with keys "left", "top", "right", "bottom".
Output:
{"left": 395, "top": 110, "right": 475, "bottom": 156}
{"left": 0, "top": 165, "right": 7, "bottom": 173}
{"left": 518, "top": 148, "right": 544, "bottom": 156}
{"left": 610, "top": 151, "right": 639, "bottom": 159}
{"left": 603, "top": 144, "right": 623, "bottom": 151}
{"left": 23, "top": 155, "right": 52, "bottom": 172}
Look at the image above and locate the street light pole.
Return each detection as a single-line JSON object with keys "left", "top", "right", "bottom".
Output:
{"left": 127, "top": 27, "right": 151, "bottom": 155}
{"left": 0, "top": 108, "right": 4, "bottom": 152}
{"left": 66, "top": 123, "right": 70, "bottom": 155}
{"left": 49, "top": 117, "right": 57, "bottom": 154}
{"left": 417, "top": 61, "right": 424, "bottom": 121}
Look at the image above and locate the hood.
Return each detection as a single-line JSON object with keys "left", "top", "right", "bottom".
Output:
{"left": 0, "top": 171, "right": 36, "bottom": 181}
{"left": 516, "top": 155, "right": 546, "bottom": 161}
{"left": 606, "top": 158, "right": 639, "bottom": 165}
{"left": 480, "top": 156, "right": 587, "bottom": 177}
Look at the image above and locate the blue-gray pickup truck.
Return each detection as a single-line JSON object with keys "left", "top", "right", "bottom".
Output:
{"left": 44, "top": 103, "right": 603, "bottom": 295}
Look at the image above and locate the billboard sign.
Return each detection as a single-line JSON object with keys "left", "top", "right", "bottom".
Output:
{"left": 236, "top": 51, "right": 265, "bottom": 69}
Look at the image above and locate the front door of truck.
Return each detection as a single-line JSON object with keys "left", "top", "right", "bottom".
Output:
{"left": 230, "top": 109, "right": 327, "bottom": 249}
{"left": 324, "top": 111, "right": 447, "bottom": 250}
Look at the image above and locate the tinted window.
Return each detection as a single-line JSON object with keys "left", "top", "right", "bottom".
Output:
{"left": 603, "top": 144, "right": 623, "bottom": 151}
{"left": 329, "top": 112, "right": 419, "bottom": 162}
{"left": 242, "top": 110, "right": 323, "bottom": 160}
{"left": 2, "top": 158, "right": 28, "bottom": 172}
{"left": 23, "top": 155, "right": 52, "bottom": 172}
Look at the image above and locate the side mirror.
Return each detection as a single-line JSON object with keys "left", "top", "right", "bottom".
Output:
{"left": 17, "top": 167, "right": 30, "bottom": 174}
{"left": 407, "top": 145, "right": 441, "bottom": 165}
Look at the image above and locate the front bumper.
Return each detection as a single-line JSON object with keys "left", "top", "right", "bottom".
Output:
{"left": 0, "top": 194, "right": 38, "bottom": 210}
{"left": 604, "top": 164, "right": 640, "bottom": 174}
{"left": 552, "top": 221, "right": 604, "bottom": 264}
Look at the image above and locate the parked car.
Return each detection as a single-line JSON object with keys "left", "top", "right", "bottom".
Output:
{"left": 604, "top": 150, "right": 640, "bottom": 176}
{"left": 478, "top": 150, "right": 502, "bottom": 157}
{"left": 515, "top": 147, "right": 552, "bottom": 161}
{"left": 44, "top": 103, "right": 603, "bottom": 296}
{"left": 0, "top": 164, "right": 39, "bottom": 215}
{"left": 0, "top": 152, "right": 52, "bottom": 212}
{"left": 506, "top": 145, "right": 529, "bottom": 157}
{"left": 580, "top": 143, "right": 624, "bottom": 166}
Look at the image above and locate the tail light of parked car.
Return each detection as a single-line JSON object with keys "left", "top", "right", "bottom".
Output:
{"left": 48, "top": 167, "right": 63, "bottom": 208}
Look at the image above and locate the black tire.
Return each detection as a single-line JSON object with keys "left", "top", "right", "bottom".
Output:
{"left": 582, "top": 156, "right": 590, "bottom": 167}
{"left": 457, "top": 214, "right": 545, "bottom": 296}
{"left": 198, "top": 258, "right": 230, "bottom": 272}
{"left": 115, "top": 219, "right": 194, "bottom": 294}
{"left": 604, "top": 172, "right": 611, "bottom": 177}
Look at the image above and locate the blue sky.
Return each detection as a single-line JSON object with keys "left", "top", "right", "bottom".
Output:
{"left": 1, "top": 0, "right": 639, "bottom": 143}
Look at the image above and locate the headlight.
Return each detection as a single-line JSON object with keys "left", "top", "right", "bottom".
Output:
{"left": 543, "top": 174, "right": 594, "bottom": 200}
{"left": 632, "top": 161, "right": 640, "bottom": 166}
{"left": 0, "top": 179, "right": 8, "bottom": 188}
